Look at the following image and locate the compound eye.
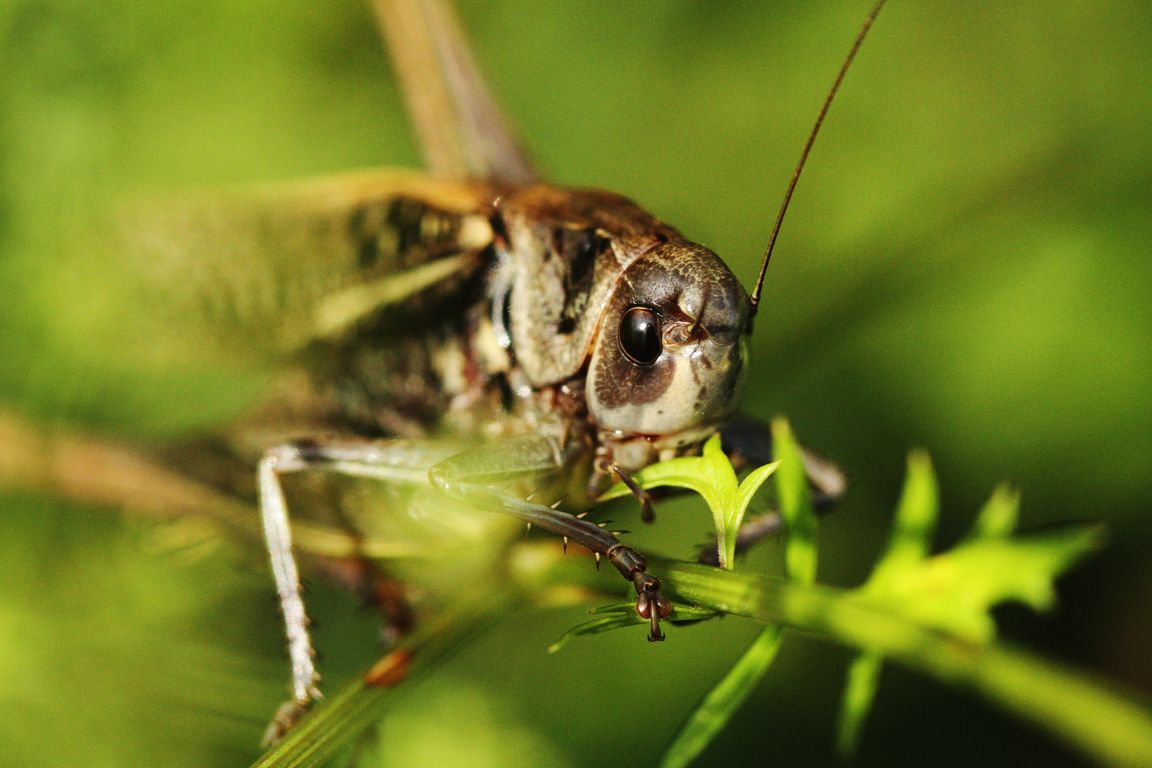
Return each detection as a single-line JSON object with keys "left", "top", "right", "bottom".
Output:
{"left": 619, "top": 306, "right": 662, "bottom": 365}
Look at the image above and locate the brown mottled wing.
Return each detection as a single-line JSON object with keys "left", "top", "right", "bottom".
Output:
{"left": 115, "top": 170, "right": 496, "bottom": 358}
{"left": 372, "top": 0, "right": 537, "bottom": 185}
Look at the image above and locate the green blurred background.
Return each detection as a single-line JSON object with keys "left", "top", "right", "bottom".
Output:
{"left": 2, "top": 1, "right": 1150, "bottom": 765}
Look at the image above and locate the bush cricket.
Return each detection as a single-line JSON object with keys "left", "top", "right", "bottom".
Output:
{"left": 175, "top": 0, "right": 884, "bottom": 741}
{"left": 0, "top": 0, "right": 879, "bottom": 744}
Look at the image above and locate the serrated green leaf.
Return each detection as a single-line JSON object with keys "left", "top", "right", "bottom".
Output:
{"left": 865, "top": 526, "right": 1103, "bottom": 643}
{"left": 771, "top": 418, "right": 817, "bottom": 584}
{"left": 863, "top": 465, "right": 1102, "bottom": 643}
{"left": 861, "top": 458, "right": 1100, "bottom": 642}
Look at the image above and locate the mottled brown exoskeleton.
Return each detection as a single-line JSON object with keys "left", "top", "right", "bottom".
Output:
{"left": 162, "top": 0, "right": 880, "bottom": 742}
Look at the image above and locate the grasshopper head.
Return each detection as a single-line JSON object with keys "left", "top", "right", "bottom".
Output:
{"left": 586, "top": 241, "right": 750, "bottom": 468}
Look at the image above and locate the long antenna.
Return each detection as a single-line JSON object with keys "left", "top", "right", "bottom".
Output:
{"left": 749, "top": 0, "right": 887, "bottom": 310}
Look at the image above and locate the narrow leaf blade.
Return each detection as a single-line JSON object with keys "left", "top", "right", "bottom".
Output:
{"left": 660, "top": 625, "right": 785, "bottom": 768}
{"left": 836, "top": 651, "right": 883, "bottom": 757}
{"left": 771, "top": 418, "right": 818, "bottom": 584}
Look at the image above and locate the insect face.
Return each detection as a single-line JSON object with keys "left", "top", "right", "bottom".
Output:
{"left": 587, "top": 241, "right": 749, "bottom": 469}
{"left": 494, "top": 186, "right": 750, "bottom": 470}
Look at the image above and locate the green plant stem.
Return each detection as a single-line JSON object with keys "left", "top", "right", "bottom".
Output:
{"left": 664, "top": 561, "right": 1152, "bottom": 767}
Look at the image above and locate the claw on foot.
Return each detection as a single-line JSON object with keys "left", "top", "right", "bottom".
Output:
{"left": 261, "top": 697, "right": 314, "bottom": 748}
{"left": 605, "top": 543, "right": 671, "bottom": 641}
{"left": 633, "top": 573, "right": 671, "bottom": 641}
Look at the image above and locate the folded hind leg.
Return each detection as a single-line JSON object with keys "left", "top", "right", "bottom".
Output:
{"left": 257, "top": 438, "right": 453, "bottom": 744}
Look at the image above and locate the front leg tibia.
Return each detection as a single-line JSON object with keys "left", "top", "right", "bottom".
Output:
{"left": 428, "top": 436, "right": 672, "bottom": 641}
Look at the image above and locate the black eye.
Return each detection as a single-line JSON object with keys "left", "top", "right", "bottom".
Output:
{"left": 619, "top": 306, "right": 662, "bottom": 365}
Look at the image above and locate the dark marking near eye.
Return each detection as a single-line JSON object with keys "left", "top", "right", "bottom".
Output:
{"left": 568, "top": 229, "right": 599, "bottom": 290}
{"left": 594, "top": 350, "right": 674, "bottom": 408}
{"left": 555, "top": 227, "right": 604, "bottom": 334}
{"left": 595, "top": 306, "right": 673, "bottom": 409}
